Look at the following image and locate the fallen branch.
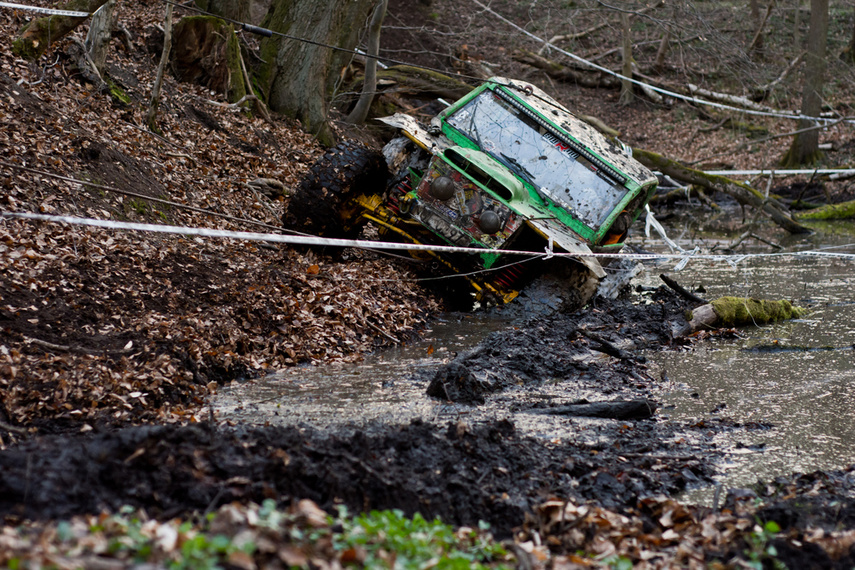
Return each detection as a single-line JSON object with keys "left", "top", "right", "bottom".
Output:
{"left": 577, "top": 329, "right": 643, "bottom": 362}
{"left": 365, "top": 320, "right": 400, "bottom": 344}
{"left": 632, "top": 148, "right": 811, "bottom": 234}
{"left": 672, "top": 297, "right": 807, "bottom": 336}
{"left": 0, "top": 420, "right": 29, "bottom": 435}
{"left": 659, "top": 274, "right": 708, "bottom": 305}
{"left": 24, "top": 336, "right": 134, "bottom": 356}
{"left": 512, "top": 49, "right": 620, "bottom": 89}
{"left": 727, "top": 231, "right": 783, "bottom": 250}
{"left": 527, "top": 399, "right": 657, "bottom": 420}
{"left": 752, "top": 52, "right": 803, "bottom": 101}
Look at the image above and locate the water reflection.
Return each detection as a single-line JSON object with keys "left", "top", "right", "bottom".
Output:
{"left": 636, "top": 222, "right": 855, "bottom": 494}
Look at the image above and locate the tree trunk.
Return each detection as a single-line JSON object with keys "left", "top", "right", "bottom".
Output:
{"left": 254, "top": 0, "right": 377, "bottom": 146}
{"left": 200, "top": 0, "right": 273, "bottom": 25}
{"left": 652, "top": 30, "right": 671, "bottom": 73}
{"left": 781, "top": 0, "right": 828, "bottom": 166}
{"left": 619, "top": 12, "right": 633, "bottom": 105}
{"left": 750, "top": 0, "right": 765, "bottom": 53}
{"left": 346, "top": 0, "right": 388, "bottom": 125}
{"left": 147, "top": 2, "right": 174, "bottom": 133}
{"left": 794, "top": 0, "right": 802, "bottom": 46}
{"left": 13, "top": 0, "right": 109, "bottom": 60}
{"left": 842, "top": 5, "right": 855, "bottom": 64}
{"left": 84, "top": 0, "right": 116, "bottom": 74}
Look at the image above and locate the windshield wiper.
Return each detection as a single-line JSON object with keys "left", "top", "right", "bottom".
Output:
{"left": 498, "top": 153, "right": 536, "bottom": 187}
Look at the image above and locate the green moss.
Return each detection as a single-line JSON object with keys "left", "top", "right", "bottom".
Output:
{"left": 12, "top": 19, "right": 60, "bottom": 61}
{"left": 711, "top": 296, "right": 806, "bottom": 327}
{"left": 224, "top": 24, "right": 247, "bottom": 106}
{"left": 105, "top": 79, "right": 131, "bottom": 105}
{"left": 795, "top": 199, "right": 855, "bottom": 220}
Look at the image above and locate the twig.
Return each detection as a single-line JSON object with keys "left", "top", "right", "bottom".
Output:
{"left": 24, "top": 336, "right": 134, "bottom": 356}
{"left": 0, "top": 420, "right": 28, "bottom": 435}
{"left": 245, "top": 184, "right": 280, "bottom": 223}
{"left": 659, "top": 274, "right": 709, "bottom": 305}
{"left": 365, "top": 320, "right": 400, "bottom": 344}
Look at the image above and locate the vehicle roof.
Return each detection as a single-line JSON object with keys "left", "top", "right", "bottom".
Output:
{"left": 485, "top": 77, "right": 658, "bottom": 188}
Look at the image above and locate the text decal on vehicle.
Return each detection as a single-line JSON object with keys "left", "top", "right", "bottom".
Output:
{"left": 543, "top": 132, "right": 581, "bottom": 162}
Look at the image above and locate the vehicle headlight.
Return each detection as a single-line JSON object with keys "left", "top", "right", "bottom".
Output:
{"left": 479, "top": 210, "right": 502, "bottom": 234}
{"left": 429, "top": 176, "right": 455, "bottom": 201}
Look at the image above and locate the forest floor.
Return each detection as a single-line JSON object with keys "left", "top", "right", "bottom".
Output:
{"left": 1, "top": 0, "right": 854, "bottom": 567}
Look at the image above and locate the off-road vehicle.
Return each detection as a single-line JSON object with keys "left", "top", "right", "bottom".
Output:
{"left": 283, "top": 77, "right": 658, "bottom": 310}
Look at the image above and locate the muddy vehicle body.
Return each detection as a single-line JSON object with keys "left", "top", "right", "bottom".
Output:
{"left": 284, "top": 78, "right": 658, "bottom": 309}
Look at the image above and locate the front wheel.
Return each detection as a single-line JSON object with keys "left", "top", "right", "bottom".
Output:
{"left": 282, "top": 140, "right": 388, "bottom": 239}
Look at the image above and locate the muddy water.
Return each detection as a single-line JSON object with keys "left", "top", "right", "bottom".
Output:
{"left": 213, "top": 313, "right": 512, "bottom": 427}
{"left": 214, "top": 216, "right": 855, "bottom": 497}
{"left": 635, "top": 221, "right": 855, "bottom": 498}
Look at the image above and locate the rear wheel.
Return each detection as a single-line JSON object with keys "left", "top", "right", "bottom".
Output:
{"left": 283, "top": 140, "right": 388, "bottom": 239}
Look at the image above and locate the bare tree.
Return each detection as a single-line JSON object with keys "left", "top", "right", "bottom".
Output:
{"left": 254, "top": 0, "right": 377, "bottom": 145}
{"left": 84, "top": 0, "right": 116, "bottom": 74}
{"left": 147, "top": 2, "right": 174, "bottom": 133}
{"left": 619, "top": 12, "right": 633, "bottom": 105}
{"left": 750, "top": 0, "right": 765, "bottom": 53}
{"left": 781, "top": 0, "right": 828, "bottom": 166}
{"left": 843, "top": 4, "right": 855, "bottom": 64}
{"left": 346, "top": 0, "right": 388, "bottom": 125}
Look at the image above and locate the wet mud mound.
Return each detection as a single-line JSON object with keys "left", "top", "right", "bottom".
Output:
{"left": 427, "top": 286, "right": 688, "bottom": 404}
{"left": 0, "top": 418, "right": 712, "bottom": 537}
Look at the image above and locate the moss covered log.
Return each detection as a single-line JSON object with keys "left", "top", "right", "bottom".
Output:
{"left": 675, "top": 296, "right": 807, "bottom": 335}
{"left": 13, "top": 0, "right": 109, "bottom": 60}
{"left": 795, "top": 199, "right": 855, "bottom": 220}
{"left": 633, "top": 148, "right": 811, "bottom": 234}
{"left": 709, "top": 297, "right": 806, "bottom": 326}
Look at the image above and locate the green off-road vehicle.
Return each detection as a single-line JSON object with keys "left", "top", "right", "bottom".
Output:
{"left": 283, "top": 77, "right": 658, "bottom": 310}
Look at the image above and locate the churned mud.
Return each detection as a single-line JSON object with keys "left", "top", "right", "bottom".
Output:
{"left": 0, "top": 286, "right": 706, "bottom": 534}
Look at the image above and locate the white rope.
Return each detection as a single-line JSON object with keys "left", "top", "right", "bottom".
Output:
{"left": 5, "top": 212, "right": 855, "bottom": 269}
{"left": 705, "top": 169, "right": 855, "bottom": 176}
{"left": 0, "top": 1, "right": 90, "bottom": 17}
{"left": 472, "top": 0, "right": 853, "bottom": 125}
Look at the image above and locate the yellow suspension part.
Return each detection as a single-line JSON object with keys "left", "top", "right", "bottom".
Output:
{"left": 355, "top": 196, "right": 520, "bottom": 304}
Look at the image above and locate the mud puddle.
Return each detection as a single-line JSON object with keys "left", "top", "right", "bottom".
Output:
{"left": 628, "top": 211, "right": 855, "bottom": 495}
{"left": 216, "top": 215, "right": 855, "bottom": 506}
{"left": 636, "top": 233, "right": 855, "bottom": 501}
{"left": 213, "top": 310, "right": 648, "bottom": 448}
{"left": 214, "top": 313, "right": 511, "bottom": 427}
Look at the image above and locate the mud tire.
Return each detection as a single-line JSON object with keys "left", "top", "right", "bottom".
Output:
{"left": 283, "top": 140, "right": 388, "bottom": 238}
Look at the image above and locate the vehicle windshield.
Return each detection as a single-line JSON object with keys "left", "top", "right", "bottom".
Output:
{"left": 446, "top": 89, "right": 629, "bottom": 229}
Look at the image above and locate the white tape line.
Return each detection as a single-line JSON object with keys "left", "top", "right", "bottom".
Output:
{"left": 0, "top": 1, "right": 90, "bottom": 17}
{"left": 473, "top": 0, "right": 852, "bottom": 125}
{"left": 705, "top": 169, "right": 855, "bottom": 176}
{"left": 4, "top": 211, "right": 855, "bottom": 264}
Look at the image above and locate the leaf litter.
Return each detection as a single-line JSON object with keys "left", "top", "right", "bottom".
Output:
{"left": 0, "top": 0, "right": 853, "bottom": 568}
